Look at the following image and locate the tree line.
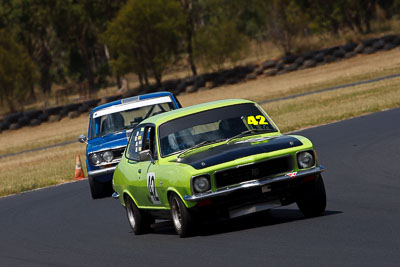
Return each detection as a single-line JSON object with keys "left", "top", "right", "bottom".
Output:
{"left": 1, "top": 0, "right": 399, "bottom": 112}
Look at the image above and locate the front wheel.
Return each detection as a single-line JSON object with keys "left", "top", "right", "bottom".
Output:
{"left": 296, "top": 174, "right": 327, "bottom": 217}
{"left": 125, "top": 196, "right": 153, "bottom": 235}
{"left": 169, "top": 193, "right": 194, "bottom": 238}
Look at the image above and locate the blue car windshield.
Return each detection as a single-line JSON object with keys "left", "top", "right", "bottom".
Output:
{"left": 90, "top": 102, "right": 174, "bottom": 139}
{"left": 158, "top": 103, "right": 277, "bottom": 157}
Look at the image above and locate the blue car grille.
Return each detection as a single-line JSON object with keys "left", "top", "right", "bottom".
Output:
{"left": 214, "top": 156, "right": 293, "bottom": 189}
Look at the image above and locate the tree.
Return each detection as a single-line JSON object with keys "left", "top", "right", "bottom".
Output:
{"left": 192, "top": 0, "right": 249, "bottom": 71}
{"left": 51, "top": 0, "right": 126, "bottom": 94}
{"left": 104, "top": 0, "right": 186, "bottom": 88}
{"left": 194, "top": 20, "right": 249, "bottom": 71}
{"left": 0, "top": 29, "right": 38, "bottom": 112}
{"left": 266, "top": 0, "right": 309, "bottom": 55}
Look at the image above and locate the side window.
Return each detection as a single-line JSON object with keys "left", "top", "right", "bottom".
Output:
{"left": 126, "top": 127, "right": 145, "bottom": 161}
{"left": 143, "top": 126, "right": 157, "bottom": 159}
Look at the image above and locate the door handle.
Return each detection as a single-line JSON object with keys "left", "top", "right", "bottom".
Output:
{"left": 138, "top": 169, "right": 142, "bottom": 174}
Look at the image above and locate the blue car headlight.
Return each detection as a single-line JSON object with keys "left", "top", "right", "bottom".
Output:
{"left": 89, "top": 153, "right": 103, "bottom": 165}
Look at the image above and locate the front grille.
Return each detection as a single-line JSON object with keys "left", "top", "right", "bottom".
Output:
{"left": 214, "top": 156, "right": 293, "bottom": 189}
{"left": 113, "top": 147, "right": 125, "bottom": 160}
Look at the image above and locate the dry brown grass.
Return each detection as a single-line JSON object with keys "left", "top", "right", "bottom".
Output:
{"left": 0, "top": 115, "right": 89, "bottom": 155}
{"left": 178, "top": 48, "right": 400, "bottom": 107}
{"left": 0, "top": 143, "right": 87, "bottom": 197}
{"left": 263, "top": 77, "right": 400, "bottom": 132}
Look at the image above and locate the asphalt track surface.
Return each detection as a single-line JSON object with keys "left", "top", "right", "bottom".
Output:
{"left": 1, "top": 108, "right": 399, "bottom": 266}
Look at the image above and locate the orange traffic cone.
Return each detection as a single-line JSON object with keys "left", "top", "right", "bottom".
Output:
{"left": 74, "top": 154, "right": 85, "bottom": 180}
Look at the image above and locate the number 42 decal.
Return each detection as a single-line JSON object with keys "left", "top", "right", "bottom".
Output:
{"left": 147, "top": 172, "right": 161, "bottom": 204}
{"left": 247, "top": 115, "right": 269, "bottom": 125}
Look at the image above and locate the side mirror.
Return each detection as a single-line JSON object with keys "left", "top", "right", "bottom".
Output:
{"left": 139, "top": 149, "right": 155, "bottom": 164}
{"left": 78, "top": 134, "right": 88, "bottom": 144}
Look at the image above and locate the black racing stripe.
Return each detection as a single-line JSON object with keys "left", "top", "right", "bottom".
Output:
{"left": 176, "top": 135, "right": 302, "bottom": 169}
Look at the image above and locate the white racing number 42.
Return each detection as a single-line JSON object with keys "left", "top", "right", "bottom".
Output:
{"left": 147, "top": 172, "right": 161, "bottom": 204}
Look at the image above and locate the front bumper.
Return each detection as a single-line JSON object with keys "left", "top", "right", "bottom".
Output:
{"left": 183, "top": 165, "right": 324, "bottom": 202}
{"left": 88, "top": 166, "right": 116, "bottom": 178}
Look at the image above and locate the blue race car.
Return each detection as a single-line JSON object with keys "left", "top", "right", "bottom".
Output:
{"left": 78, "top": 92, "right": 181, "bottom": 199}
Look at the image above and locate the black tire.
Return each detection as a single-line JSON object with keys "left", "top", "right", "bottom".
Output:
{"left": 342, "top": 42, "right": 357, "bottom": 52}
{"left": 125, "top": 196, "right": 153, "bottom": 235}
{"left": 383, "top": 43, "right": 395, "bottom": 51}
{"left": 296, "top": 175, "right": 327, "bottom": 218}
{"left": 282, "top": 54, "right": 297, "bottom": 64}
{"left": 9, "top": 122, "right": 21, "bottom": 130}
{"left": 302, "top": 51, "right": 316, "bottom": 60}
{"left": 355, "top": 44, "right": 365, "bottom": 53}
{"left": 262, "top": 60, "right": 277, "bottom": 69}
{"left": 169, "top": 193, "right": 194, "bottom": 238}
{"left": 372, "top": 39, "right": 385, "bottom": 50}
{"left": 285, "top": 63, "right": 299, "bottom": 72}
{"left": 88, "top": 176, "right": 113, "bottom": 199}
{"left": 303, "top": 59, "right": 317, "bottom": 68}
{"left": 29, "top": 118, "right": 42, "bottom": 127}
{"left": 313, "top": 52, "right": 325, "bottom": 62}
{"left": 17, "top": 116, "right": 29, "bottom": 127}
{"left": 333, "top": 48, "right": 346, "bottom": 58}
{"left": 344, "top": 51, "right": 357, "bottom": 59}
{"left": 265, "top": 69, "right": 278, "bottom": 76}
{"left": 363, "top": 46, "right": 377, "bottom": 54}
{"left": 324, "top": 55, "right": 336, "bottom": 63}
{"left": 362, "top": 38, "right": 378, "bottom": 47}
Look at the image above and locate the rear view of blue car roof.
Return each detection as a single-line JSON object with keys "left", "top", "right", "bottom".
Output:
{"left": 91, "top": 91, "right": 174, "bottom": 113}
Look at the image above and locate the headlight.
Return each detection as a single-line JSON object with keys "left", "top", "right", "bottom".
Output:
{"left": 297, "top": 151, "right": 315, "bottom": 169}
{"left": 103, "top": 151, "right": 114, "bottom": 162}
{"left": 193, "top": 175, "right": 211, "bottom": 193}
{"left": 89, "top": 153, "right": 102, "bottom": 165}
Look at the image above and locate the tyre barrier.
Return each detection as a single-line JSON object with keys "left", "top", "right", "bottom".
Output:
{"left": 282, "top": 54, "right": 298, "bottom": 64}
{"left": 363, "top": 46, "right": 377, "bottom": 54}
{"left": 344, "top": 51, "right": 357, "bottom": 58}
{"left": 303, "top": 59, "right": 317, "bottom": 68}
{"left": 29, "top": 118, "right": 41, "bottom": 127}
{"left": 333, "top": 48, "right": 346, "bottom": 58}
{"left": 342, "top": 42, "right": 357, "bottom": 52}
{"left": 295, "top": 56, "right": 305, "bottom": 65}
{"left": 302, "top": 51, "right": 317, "bottom": 60}
{"left": 314, "top": 52, "right": 325, "bottom": 62}
{"left": 2, "top": 34, "right": 400, "bottom": 133}
{"left": 9, "top": 123, "right": 21, "bottom": 130}
{"left": 17, "top": 116, "right": 30, "bottom": 127}
{"left": 261, "top": 60, "right": 277, "bottom": 69}
{"left": 3, "top": 112, "right": 22, "bottom": 124}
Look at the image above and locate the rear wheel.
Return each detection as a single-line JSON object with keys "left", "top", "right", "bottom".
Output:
{"left": 125, "top": 196, "right": 153, "bottom": 235}
{"left": 296, "top": 174, "right": 327, "bottom": 217}
{"left": 88, "top": 176, "right": 112, "bottom": 199}
{"left": 169, "top": 193, "right": 194, "bottom": 238}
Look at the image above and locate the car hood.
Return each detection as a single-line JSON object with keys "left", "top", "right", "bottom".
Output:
{"left": 175, "top": 135, "right": 302, "bottom": 169}
{"left": 87, "top": 131, "right": 130, "bottom": 153}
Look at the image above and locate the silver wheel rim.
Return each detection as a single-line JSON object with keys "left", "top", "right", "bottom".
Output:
{"left": 127, "top": 201, "right": 136, "bottom": 229}
{"left": 171, "top": 198, "right": 182, "bottom": 231}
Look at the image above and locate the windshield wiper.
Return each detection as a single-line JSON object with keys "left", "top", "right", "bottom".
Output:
{"left": 177, "top": 140, "right": 223, "bottom": 158}
{"left": 225, "top": 129, "right": 273, "bottom": 144}
{"left": 100, "top": 126, "right": 134, "bottom": 138}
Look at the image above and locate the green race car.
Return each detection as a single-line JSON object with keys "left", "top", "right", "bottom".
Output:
{"left": 112, "top": 99, "right": 326, "bottom": 237}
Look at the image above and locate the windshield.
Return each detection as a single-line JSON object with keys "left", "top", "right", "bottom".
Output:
{"left": 90, "top": 102, "right": 175, "bottom": 139}
{"left": 159, "top": 103, "right": 277, "bottom": 157}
